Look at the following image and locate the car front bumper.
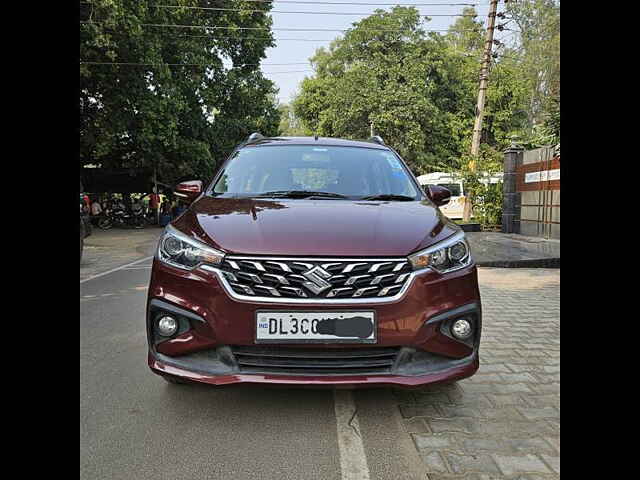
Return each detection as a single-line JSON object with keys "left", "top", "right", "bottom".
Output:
{"left": 146, "top": 258, "right": 482, "bottom": 388}
{"left": 149, "top": 350, "right": 479, "bottom": 388}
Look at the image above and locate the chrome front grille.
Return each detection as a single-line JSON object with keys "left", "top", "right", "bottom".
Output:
{"left": 218, "top": 257, "right": 413, "bottom": 300}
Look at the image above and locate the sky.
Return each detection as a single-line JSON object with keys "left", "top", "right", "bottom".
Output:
{"left": 259, "top": 1, "right": 498, "bottom": 105}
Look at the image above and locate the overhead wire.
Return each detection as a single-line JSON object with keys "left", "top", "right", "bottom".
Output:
{"left": 80, "top": 61, "right": 311, "bottom": 67}
{"left": 140, "top": 5, "right": 481, "bottom": 17}
{"left": 81, "top": 1, "right": 489, "bottom": 7}
{"left": 80, "top": 21, "right": 477, "bottom": 33}
{"left": 81, "top": 3, "right": 507, "bottom": 74}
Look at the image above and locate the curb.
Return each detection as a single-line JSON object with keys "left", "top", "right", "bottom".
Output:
{"left": 459, "top": 223, "right": 482, "bottom": 232}
{"left": 476, "top": 257, "right": 560, "bottom": 268}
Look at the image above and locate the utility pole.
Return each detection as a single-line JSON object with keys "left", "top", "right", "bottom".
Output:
{"left": 463, "top": 0, "right": 499, "bottom": 221}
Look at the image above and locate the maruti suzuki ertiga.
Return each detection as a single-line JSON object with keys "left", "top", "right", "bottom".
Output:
{"left": 147, "top": 134, "right": 481, "bottom": 387}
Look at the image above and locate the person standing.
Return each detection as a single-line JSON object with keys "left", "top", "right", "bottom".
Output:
{"left": 90, "top": 197, "right": 103, "bottom": 225}
{"left": 149, "top": 190, "right": 160, "bottom": 224}
{"left": 173, "top": 199, "right": 187, "bottom": 219}
{"left": 142, "top": 195, "right": 150, "bottom": 217}
{"left": 159, "top": 199, "right": 171, "bottom": 227}
{"left": 82, "top": 193, "right": 91, "bottom": 215}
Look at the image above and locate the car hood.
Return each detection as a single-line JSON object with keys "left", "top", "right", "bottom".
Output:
{"left": 173, "top": 197, "right": 460, "bottom": 257}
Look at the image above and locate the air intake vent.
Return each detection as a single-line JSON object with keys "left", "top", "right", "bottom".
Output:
{"left": 232, "top": 346, "right": 399, "bottom": 375}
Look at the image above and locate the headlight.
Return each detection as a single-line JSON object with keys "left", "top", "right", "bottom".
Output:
{"left": 157, "top": 225, "right": 224, "bottom": 270}
{"left": 408, "top": 231, "right": 471, "bottom": 273}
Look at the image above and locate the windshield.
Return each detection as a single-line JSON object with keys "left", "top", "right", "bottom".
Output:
{"left": 212, "top": 145, "right": 421, "bottom": 200}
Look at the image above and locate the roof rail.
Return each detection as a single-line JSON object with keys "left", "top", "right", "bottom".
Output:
{"left": 245, "top": 132, "right": 264, "bottom": 145}
{"left": 368, "top": 135, "right": 385, "bottom": 146}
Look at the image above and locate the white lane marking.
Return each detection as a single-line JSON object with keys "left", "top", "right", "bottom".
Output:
{"left": 121, "top": 266, "right": 152, "bottom": 270}
{"left": 334, "top": 389, "right": 371, "bottom": 480}
{"left": 80, "top": 256, "right": 153, "bottom": 284}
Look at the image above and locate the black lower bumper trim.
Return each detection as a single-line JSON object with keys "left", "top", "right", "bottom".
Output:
{"left": 152, "top": 345, "right": 476, "bottom": 377}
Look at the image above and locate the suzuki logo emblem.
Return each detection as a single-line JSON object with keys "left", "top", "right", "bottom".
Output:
{"left": 301, "top": 266, "right": 332, "bottom": 294}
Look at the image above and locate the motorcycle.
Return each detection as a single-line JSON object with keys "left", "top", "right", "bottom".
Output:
{"left": 130, "top": 206, "right": 146, "bottom": 229}
{"left": 98, "top": 206, "right": 146, "bottom": 230}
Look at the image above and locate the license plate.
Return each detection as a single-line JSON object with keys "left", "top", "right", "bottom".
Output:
{"left": 255, "top": 311, "right": 376, "bottom": 343}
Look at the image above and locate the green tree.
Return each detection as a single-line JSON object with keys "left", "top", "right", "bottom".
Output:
{"left": 293, "top": 6, "right": 528, "bottom": 176}
{"left": 80, "top": 0, "right": 281, "bottom": 185}
{"left": 293, "top": 7, "right": 473, "bottom": 174}
{"left": 277, "top": 103, "right": 311, "bottom": 136}
{"left": 445, "top": 6, "right": 484, "bottom": 52}
{"left": 543, "top": 86, "right": 560, "bottom": 145}
{"left": 504, "top": 0, "right": 560, "bottom": 131}
{"left": 443, "top": 8, "right": 529, "bottom": 155}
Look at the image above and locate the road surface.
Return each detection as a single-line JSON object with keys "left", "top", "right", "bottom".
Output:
{"left": 80, "top": 236, "right": 560, "bottom": 479}
{"left": 80, "top": 256, "right": 427, "bottom": 480}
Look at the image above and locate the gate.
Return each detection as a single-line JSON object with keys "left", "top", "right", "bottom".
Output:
{"left": 502, "top": 144, "right": 560, "bottom": 240}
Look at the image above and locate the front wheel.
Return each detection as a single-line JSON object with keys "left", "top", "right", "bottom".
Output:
{"left": 98, "top": 217, "right": 112, "bottom": 230}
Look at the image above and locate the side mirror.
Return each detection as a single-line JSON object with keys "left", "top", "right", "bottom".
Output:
{"left": 174, "top": 180, "right": 203, "bottom": 204}
{"left": 425, "top": 185, "right": 451, "bottom": 207}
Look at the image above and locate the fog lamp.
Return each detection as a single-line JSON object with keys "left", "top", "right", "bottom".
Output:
{"left": 157, "top": 315, "right": 178, "bottom": 337}
{"left": 451, "top": 318, "right": 472, "bottom": 340}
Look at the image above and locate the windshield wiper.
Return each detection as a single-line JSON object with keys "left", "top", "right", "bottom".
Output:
{"left": 360, "top": 194, "right": 416, "bottom": 201}
{"left": 255, "top": 190, "right": 348, "bottom": 199}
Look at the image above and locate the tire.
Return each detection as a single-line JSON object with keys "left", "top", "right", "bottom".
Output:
{"left": 98, "top": 218, "right": 112, "bottom": 230}
{"left": 162, "top": 375, "right": 190, "bottom": 385}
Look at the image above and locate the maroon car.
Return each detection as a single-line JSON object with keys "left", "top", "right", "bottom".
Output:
{"left": 146, "top": 134, "right": 481, "bottom": 387}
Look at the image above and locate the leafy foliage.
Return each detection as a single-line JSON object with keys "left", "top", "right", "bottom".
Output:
{"left": 474, "top": 182, "right": 503, "bottom": 228}
{"left": 277, "top": 103, "right": 311, "bottom": 136}
{"left": 504, "top": 0, "right": 560, "bottom": 141}
{"left": 458, "top": 147, "right": 503, "bottom": 227}
{"left": 290, "top": 4, "right": 559, "bottom": 222}
{"left": 80, "top": 0, "right": 281, "bottom": 185}
{"left": 542, "top": 87, "right": 560, "bottom": 145}
{"left": 292, "top": 7, "right": 529, "bottom": 175}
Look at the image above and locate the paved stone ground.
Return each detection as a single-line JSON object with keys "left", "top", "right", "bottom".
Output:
{"left": 466, "top": 233, "right": 560, "bottom": 268}
{"left": 396, "top": 268, "right": 560, "bottom": 480}
{"left": 80, "top": 229, "right": 560, "bottom": 478}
